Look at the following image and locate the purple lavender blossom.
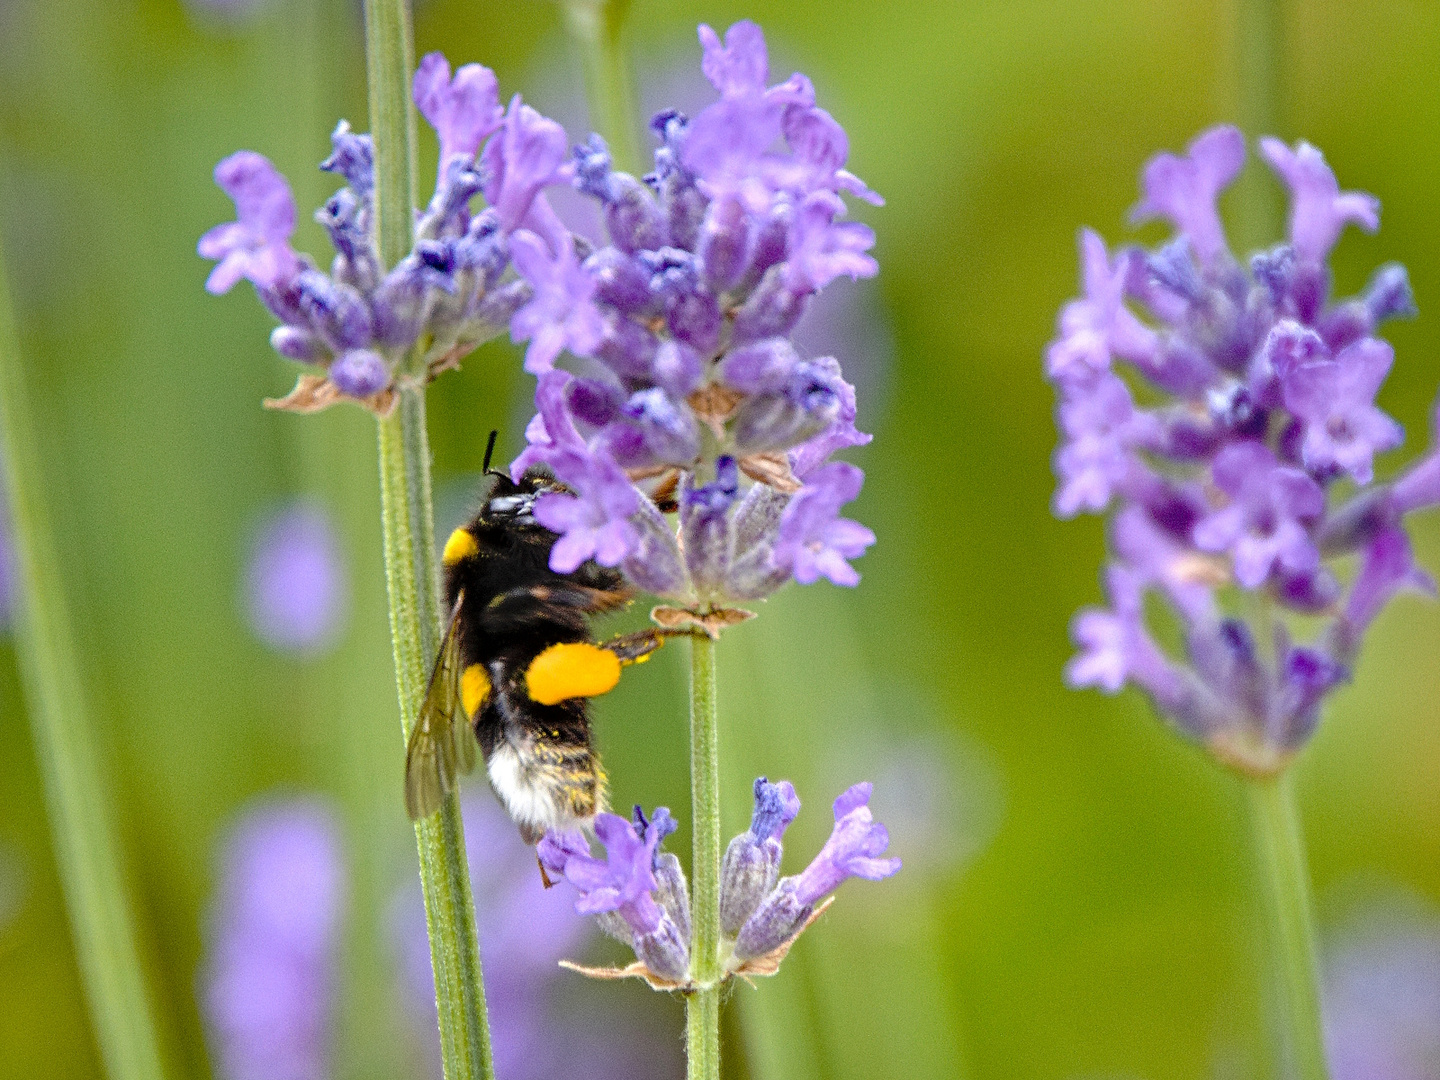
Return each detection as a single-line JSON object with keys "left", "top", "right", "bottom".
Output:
{"left": 1049, "top": 126, "right": 1434, "bottom": 771}
{"left": 770, "top": 462, "right": 875, "bottom": 587}
{"left": 503, "top": 19, "right": 878, "bottom": 607}
{"left": 199, "top": 152, "right": 301, "bottom": 295}
{"left": 201, "top": 798, "right": 343, "bottom": 1080}
{"left": 413, "top": 53, "right": 503, "bottom": 166}
{"left": 243, "top": 502, "right": 348, "bottom": 655}
{"left": 731, "top": 781, "right": 900, "bottom": 962}
{"left": 1260, "top": 138, "right": 1379, "bottom": 264}
{"left": 201, "top": 56, "right": 574, "bottom": 411}
{"left": 539, "top": 808, "right": 690, "bottom": 982}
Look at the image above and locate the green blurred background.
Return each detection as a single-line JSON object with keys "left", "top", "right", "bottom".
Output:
{"left": 2, "top": 1, "right": 1439, "bottom": 1078}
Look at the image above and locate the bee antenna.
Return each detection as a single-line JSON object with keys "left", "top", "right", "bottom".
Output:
{"left": 482, "top": 430, "right": 501, "bottom": 476}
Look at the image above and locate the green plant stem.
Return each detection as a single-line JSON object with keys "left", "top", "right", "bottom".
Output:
{"left": 0, "top": 234, "right": 171, "bottom": 1080}
{"left": 363, "top": 2, "right": 494, "bottom": 1078}
{"left": 561, "top": 0, "right": 643, "bottom": 175}
{"left": 1235, "top": 0, "right": 1284, "bottom": 251}
{"left": 1247, "top": 774, "right": 1329, "bottom": 1080}
{"left": 687, "top": 632, "right": 722, "bottom": 1080}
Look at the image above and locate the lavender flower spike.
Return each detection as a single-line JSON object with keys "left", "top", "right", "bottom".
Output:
{"left": 732, "top": 782, "right": 899, "bottom": 963}
{"left": 720, "top": 778, "right": 800, "bottom": 936}
{"left": 1050, "top": 124, "right": 1436, "bottom": 773}
{"left": 199, "top": 151, "right": 301, "bottom": 295}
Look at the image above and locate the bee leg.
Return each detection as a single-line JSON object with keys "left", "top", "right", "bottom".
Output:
{"left": 602, "top": 628, "right": 691, "bottom": 666}
{"left": 538, "top": 857, "right": 555, "bottom": 889}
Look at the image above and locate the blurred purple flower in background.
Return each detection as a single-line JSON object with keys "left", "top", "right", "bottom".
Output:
{"left": 201, "top": 798, "right": 343, "bottom": 1080}
{"left": 1324, "top": 891, "right": 1440, "bottom": 1080}
{"left": 243, "top": 501, "right": 348, "bottom": 656}
{"left": 1048, "top": 125, "right": 1438, "bottom": 774}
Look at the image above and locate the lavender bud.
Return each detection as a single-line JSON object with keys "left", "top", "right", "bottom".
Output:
{"left": 667, "top": 289, "right": 722, "bottom": 354}
{"left": 652, "top": 852, "right": 691, "bottom": 944}
{"left": 730, "top": 265, "right": 808, "bottom": 346}
{"left": 1364, "top": 263, "right": 1417, "bottom": 324}
{"left": 699, "top": 196, "right": 753, "bottom": 294}
{"left": 622, "top": 493, "right": 691, "bottom": 600}
{"left": 592, "top": 311, "right": 660, "bottom": 382}
{"left": 605, "top": 172, "right": 670, "bottom": 254}
{"left": 720, "top": 779, "right": 799, "bottom": 936}
{"left": 681, "top": 457, "right": 739, "bottom": 597}
{"left": 652, "top": 339, "right": 704, "bottom": 398}
{"left": 296, "top": 270, "right": 374, "bottom": 351}
{"left": 585, "top": 248, "right": 657, "bottom": 317}
{"left": 329, "top": 349, "right": 389, "bottom": 398}
{"left": 270, "top": 326, "right": 328, "bottom": 363}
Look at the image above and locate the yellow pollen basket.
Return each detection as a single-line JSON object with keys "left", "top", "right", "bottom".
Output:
{"left": 525, "top": 642, "right": 622, "bottom": 705}
{"left": 442, "top": 527, "right": 479, "bottom": 566}
{"left": 460, "top": 664, "right": 491, "bottom": 717}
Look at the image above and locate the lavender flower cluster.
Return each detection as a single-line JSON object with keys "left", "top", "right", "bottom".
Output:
{"left": 200, "top": 55, "right": 572, "bottom": 408}
{"left": 200, "top": 19, "right": 879, "bottom": 597}
{"left": 507, "top": 20, "right": 879, "bottom": 601}
{"left": 538, "top": 778, "right": 899, "bottom": 984}
{"left": 1049, "top": 125, "right": 1440, "bottom": 773}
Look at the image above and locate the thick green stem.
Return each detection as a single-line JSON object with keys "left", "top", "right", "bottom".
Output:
{"left": 0, "top": 233, "right": 171, "bottom": 1080}
{"left": 364, "top": 2, "right": 494, "bottom": 1078}
{"left": 561, "top": 0, "right": 643, "bottom": 175}
{"left": 1234, "top": 0, "right": 1284, "bottom": 251}
{"left": 1247, "top": 774, "right": 1329, "bottom": 1080}
{"left": 687, "top": 633, "right": 722, "bottom": 1080}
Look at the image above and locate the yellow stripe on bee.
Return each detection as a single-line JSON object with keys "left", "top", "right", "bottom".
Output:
{"left": 442, "top": 527, "right": 479, "bottom": 566}
{"left": 461, "top": 664, "right": 491, "bottom": 717}
{"left": 525, "top": 642, "right": 621, "bottom": 705}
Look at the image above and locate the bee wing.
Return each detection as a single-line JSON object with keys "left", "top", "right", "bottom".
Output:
{"left": 404, "top": 595, "right": 469, "bottom": 819}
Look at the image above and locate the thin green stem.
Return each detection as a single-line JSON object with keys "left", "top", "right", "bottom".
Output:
{"left": 363, "top": 2, "right": 494, "bottom": 1078}
{"left": 561, "top": 0, "right": 643, "bottom": 175}
{"left": 0, "top": 230, "right": 171, "bottom": 1080}
{"left": 1247, "top": 774, "right": 1329, "bottom": 1080}
{"left": 687, "top": 633, "right": 722, "bottom": 1080}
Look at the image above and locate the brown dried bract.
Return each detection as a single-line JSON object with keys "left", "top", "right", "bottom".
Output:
{"left": 738, "top": 451, "right": 802, "bottom": 493}
{"left": 558, "top": 959, "right": 693, "bottom": 993}
{"left": 651, "top": 605, "right": 755, "bottom": 640}
{"left": 687, "top": 384, "right": 745, "bottom": 439}
{"left": 263, "top": 374, "right": 396, "bottom": 419}
{"left": 727, "top": 898, "right": 834, "bottom": 981}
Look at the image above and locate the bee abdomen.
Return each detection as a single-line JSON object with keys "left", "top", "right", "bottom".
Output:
{"left": 485, "top": 730, "right": 605, "bottom": 840}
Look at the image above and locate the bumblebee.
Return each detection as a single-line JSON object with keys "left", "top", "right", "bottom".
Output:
{"left": 404, "top": 433, "right": 670, "bottom": 840}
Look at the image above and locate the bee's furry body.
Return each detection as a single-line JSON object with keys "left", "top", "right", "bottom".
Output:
{"left": 403, "top": 465, "right": 661, "bottom": 841}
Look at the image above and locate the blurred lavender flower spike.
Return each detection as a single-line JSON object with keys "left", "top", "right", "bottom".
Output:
{"left": 730, "top": 781, "right": 899, "bottom": 967}
{"left": 1049, "top": 125, "right": 1436, "bottom": 775}
{"left": 1324, "top": 892, "right": 1440, "bottom": 1080}
{"left": 539, "top": 807, "right": 691, "bottom": 985}
{"left": 201, "top": 798, "right": 343, "bottom": 1080}
{"left": 200, "top": 54, "right": 572, "bottom": 414}
{"left": 243, "top": 502, "right": 348, "bottom": 656}
{"left": 504, "top": 20, "right": 879, "bottom": 616}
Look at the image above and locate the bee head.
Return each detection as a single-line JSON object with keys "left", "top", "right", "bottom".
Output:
{"left": 483, "top": 466, "right": 573, "bottom": 523}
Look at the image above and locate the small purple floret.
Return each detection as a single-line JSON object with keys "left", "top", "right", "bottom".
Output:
{"left": 771, "top": 461, "right": 875, "bottom": 586}
{"left": 199, "top": 151, "right": 301, "bottom": 295}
